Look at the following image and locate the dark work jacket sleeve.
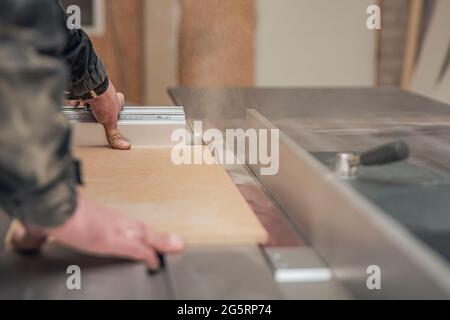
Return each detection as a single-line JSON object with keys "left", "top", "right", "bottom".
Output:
{"left": 0, "top": 0, "right": 78, "bottom": 227}
{"left": 56, "top": 2, "right": 108, "bottom": 99}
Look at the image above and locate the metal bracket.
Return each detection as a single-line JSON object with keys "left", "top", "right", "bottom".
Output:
{"left": 62, "top": 106, "right": 186, "bottom": 147}
{"left": 264, "top": 247, "right": 333, "bottom": 283}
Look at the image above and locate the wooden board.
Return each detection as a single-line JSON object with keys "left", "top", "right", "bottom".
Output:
{"left": 74, "top": 147, "right": 268, "bottom": 246}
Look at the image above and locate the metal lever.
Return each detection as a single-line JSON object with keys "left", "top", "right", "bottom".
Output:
{"left": 335, "top": 140, "right": 410, "bottom": 178}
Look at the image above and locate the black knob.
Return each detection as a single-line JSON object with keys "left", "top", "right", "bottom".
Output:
{"left": 359, "top": 140, "right": 409, "bottom": 166}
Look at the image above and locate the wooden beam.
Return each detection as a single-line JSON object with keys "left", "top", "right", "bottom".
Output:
{"left": 374, "top": 0, "right": 383, "bottom": 87}
{"left": 178, "top": 0, "right": 255, "bottom": 86}
{"left": 143, "top": 0, "right": 179, "bottom": 105}
{"left": 401, "top": 0, "right": 424, "bottom": 89}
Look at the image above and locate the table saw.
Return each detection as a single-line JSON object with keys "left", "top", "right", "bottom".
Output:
{"left": 1, "top": 87, "right": 450, "bottom": 299}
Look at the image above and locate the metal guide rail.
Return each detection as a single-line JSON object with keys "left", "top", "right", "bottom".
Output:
{"left": 61, "top": 106, "right": 186, "bottom": 123}
{"left": 62, "top": 106, "right": 186, "bottom": 147}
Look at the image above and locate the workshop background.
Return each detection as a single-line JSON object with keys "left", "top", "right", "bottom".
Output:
{"left": 60, "top": 0, "right": 450, "bottom": 105}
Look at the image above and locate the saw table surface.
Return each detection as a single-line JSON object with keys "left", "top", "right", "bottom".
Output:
{"left": 3, "top": 87, "right": 449, "bottom": 299}
{"left": 169, "top": 87, "right": 450, "bottom": 172}
{"left": 169, "top": 87, "right": 450, "bottom": 298}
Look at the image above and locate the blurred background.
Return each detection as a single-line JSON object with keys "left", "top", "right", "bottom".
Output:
{"left": 59, "top": 0, "right": 450, "bottom": 106}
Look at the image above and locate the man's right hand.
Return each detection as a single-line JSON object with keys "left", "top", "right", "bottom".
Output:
{"left": 10, "top": 192, "right": 184, "bottom": 270}
{"left": 68, "top": 81, "right": 131, "bottom": 150}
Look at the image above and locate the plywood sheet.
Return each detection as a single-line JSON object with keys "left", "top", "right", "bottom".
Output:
{"left": 74, "top": 147, "right": 268, "bottom": 246}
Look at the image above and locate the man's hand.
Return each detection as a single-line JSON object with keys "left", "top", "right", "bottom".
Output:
{"left": 87, "top": 82, "right": 131, "bottom": 150}
{"left": 7, "top": 221, "right": 47, "bottom": 254}
{"left": 70, "top": 82, "right": 131, "bottom": 150}
{"left": 9, "top": 192, "right": 184, "bottom": 270}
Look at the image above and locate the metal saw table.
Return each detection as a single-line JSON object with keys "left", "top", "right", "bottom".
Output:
{"left": 1, "top": 87, "right": 450, "bottom": 299}
{"left": 169, "top": 87, "right": 450, "bottom": 299}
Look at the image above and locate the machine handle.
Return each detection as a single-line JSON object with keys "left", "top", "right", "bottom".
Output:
{"left": 359, "top": 140, "right": 409, "bottom": 166}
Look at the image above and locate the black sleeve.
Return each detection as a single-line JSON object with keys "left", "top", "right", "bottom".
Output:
{"left": 0, "top": 0, "right": 78, "bottom": 227}
{"left": 56, "top": 1, "right": 109, "bottom": 100}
